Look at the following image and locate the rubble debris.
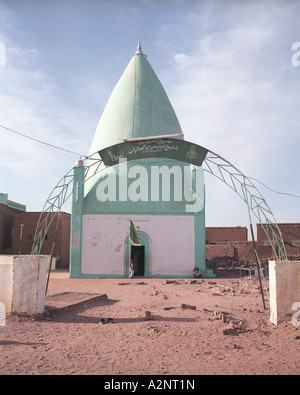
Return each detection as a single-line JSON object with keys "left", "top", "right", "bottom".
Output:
{"left": 222, "top": 327, "right": 238, "bottom": 336}
{"left": 144, "top": 310, "right": 153, "bottom": 321}
{"left": 164, "top": 280, "right": 177, "bottom": 284}
{"left": 181, "top": 304, "right": 196, "bottom": 310}
{"left": 206, "top": 256, "right": 270, "bottom": 271}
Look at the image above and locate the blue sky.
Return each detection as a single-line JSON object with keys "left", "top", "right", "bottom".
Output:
{"left": 0, "top": 0, "right": 300, "bottom": 230}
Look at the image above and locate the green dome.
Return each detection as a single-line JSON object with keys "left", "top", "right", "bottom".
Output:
{"left": 84, "top": 42, "right": 190, "bottom": 213}
{"left": 88, "top": 42, "right": 182, "bottom": 157}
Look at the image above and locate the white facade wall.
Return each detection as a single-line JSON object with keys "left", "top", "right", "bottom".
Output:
{"left": 81, "top": 215, "right": 195, "bottom": 276}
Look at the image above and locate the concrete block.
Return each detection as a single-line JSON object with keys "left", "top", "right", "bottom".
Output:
{"left": 0, "top": 256, "right": 13, "bottom": 314}
{"left": 0, "top": 255, "right": 48, "bottom": 315}
{"left": 269, "top": 260, "right": 300, "bottom": 325}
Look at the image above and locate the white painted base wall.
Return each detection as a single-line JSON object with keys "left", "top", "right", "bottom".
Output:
{"left": 81, "top": 215, "right": 195, "bottom": 276}
{"left": 0, "top": 255, "right": 48, "bottom": 315}
{"left": 269, "top": 260, "right": 300, "bottom": 325}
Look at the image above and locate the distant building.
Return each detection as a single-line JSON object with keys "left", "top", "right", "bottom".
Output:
{"left": 12, "top": 211, "right": 71, "bottom": 268}
{"left": 0, "top": 193, "right": 26, "bottom": 253}
{"left": 0, "top": 192, "right": 70, "bottom": 268}
{"left": 257, "top": 223, "right": 300, "bottom": 256}
{"left": 206, "top": 226, "right": 248, "bottom": 245}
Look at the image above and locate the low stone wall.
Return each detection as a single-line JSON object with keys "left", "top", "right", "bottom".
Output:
{"left": 0, "top": 255, "right": 48, "bottom": 315}
{"left": 206, "top": 244, "right": 235, "bottom": 261}
{"left": 206, "top": 243, "right": 274, "bottom": 262}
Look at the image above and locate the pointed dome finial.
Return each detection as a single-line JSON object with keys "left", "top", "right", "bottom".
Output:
{"left": 134, "top": 39, "right": 145, "bottom": 56}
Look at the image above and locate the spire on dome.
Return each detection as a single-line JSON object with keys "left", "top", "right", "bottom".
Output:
{"left": 135, "top": 39, "right": 144, "bottom": 55}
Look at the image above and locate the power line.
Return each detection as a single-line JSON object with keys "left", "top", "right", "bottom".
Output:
{"left": 1, "top": 123, "right": 299, "bottom": 200}
{"left": 248, "top": 176, "right": 300, "bottom": 200}
{"left": 0, "top": 124, "right": 87, "bottom": 158}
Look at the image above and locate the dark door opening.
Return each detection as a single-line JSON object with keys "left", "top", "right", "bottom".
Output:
{"left": 131, "top": 246, "right": 145, "bottom": 276}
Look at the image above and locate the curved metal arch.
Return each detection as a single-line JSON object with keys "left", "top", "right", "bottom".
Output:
{"left": 203, "top": 150, "right": 287, "bottom": 261}
{"left": 31, "top": 139, "right": 287, "bottom": 262}
{"left": 31, "top": 156, "right": 103, "bottom": 256}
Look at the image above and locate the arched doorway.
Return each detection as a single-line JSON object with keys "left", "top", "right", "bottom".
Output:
{"left": 125, "top": 233, "right": 150, "bottom": 277}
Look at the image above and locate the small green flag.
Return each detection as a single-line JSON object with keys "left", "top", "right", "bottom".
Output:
{"left": 129, "top": 220, "right": 141, "bottom": 246}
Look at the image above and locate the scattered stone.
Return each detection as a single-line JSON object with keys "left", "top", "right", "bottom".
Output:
{"left": 212, "top": 311, "right": 227, "bottom": 322}
{"left": 164, "top": 280, "right": 177, "bottom": 284}
{"left": 186, "top": 279, "right": 197, "bottom": 284}
{"left": 181, "top": 303, "right": 196, "bottom": 310}
{"left": 223, "top": 327, "right": 238, "bottom": 336}
{"left": 233, "top": 344, "right": 243, "bottom": 349}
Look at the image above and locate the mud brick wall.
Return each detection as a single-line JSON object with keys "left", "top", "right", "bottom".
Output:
{"left": 206, "top": 243, "right": 274, "bottom": 261}
{"left": 206, "top": 227, "right": 248, "bottom": 244}
{"left": 206, "top": 244, "right": 235, "bottom": 260}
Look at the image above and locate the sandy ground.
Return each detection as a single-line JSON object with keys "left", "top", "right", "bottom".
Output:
{"left": 0, "top": 270, "right": 299, "bottom": 376}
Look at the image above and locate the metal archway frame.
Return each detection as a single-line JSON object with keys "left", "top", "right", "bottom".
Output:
{"left": 31, "top": 138, "right": 287, "bottom": 262}
{"left": 203, "top": 150, "right": 287, "bottom": 261}
{"left": 31, "top": 157, "right": 104, "bottom": 256}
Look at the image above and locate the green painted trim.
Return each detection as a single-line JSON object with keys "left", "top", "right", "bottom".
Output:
{"left": 194, "top": 214, "right": 206, "bottom": 273}
{"left": 70, "top": 273, "right": 124, "bottom": 279}
{"left": 68, "top": 272, "right": 215, "bottom": 279}
{"left": 83, "top": 209, "right": 196, "bottom": 216}
{"left": 152, "top": 275, "right": 192, "bottom": 278}
{"left": 203, "top": 270, "right": 216, "bottom": 278}
{"left": 192, "top": 167, "right": 206, "bottom": 274}
{"left": 69, "top": 165, "right": 84, "bottom": 278}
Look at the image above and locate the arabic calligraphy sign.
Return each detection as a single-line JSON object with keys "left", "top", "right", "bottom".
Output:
{"left": 98, "top": 138, "right": 208, "bottom": 166}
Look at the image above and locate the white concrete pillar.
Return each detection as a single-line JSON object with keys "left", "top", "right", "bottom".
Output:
{"left": 0, "top": 256, "right": 13, "bottom": 315}
{"left": 0, "top": 255, "right": 48, "bottom": 315}
{"left": 269, "top": 260, "right": 300, "bottom": 325}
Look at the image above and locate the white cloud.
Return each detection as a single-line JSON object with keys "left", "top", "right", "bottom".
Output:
{"left": 174, "top": 53, "right": 193, "bottom": 69}
{"left": 162, "top": 2, "right": 300, "bottom": 226}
